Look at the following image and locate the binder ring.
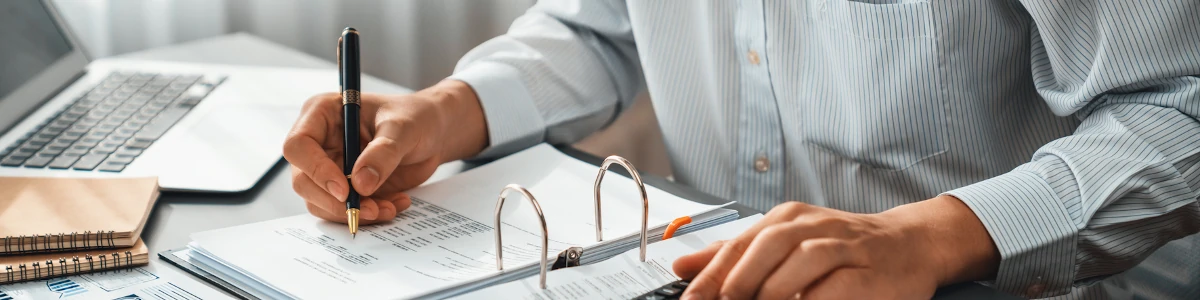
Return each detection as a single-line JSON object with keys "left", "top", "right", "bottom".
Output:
{"left": 593, "top": 156, "right": 650, "bottom": 262}
{"left": 493, "top": 184, "right": 550, "bottom": 289}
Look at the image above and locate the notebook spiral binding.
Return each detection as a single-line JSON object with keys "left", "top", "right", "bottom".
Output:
{"left": 1, "top": 231, "right": 117, "bottom": 255}
{"left": 2, "top": 249, "right": 133, "bottom": 284}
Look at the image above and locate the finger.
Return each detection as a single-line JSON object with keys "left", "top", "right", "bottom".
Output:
{"left": 756, "top": 239, "right": 857, "bottom": 300}
{"left": 673, "top": 240, "right": 726, "bottom": 279}
{"left": 377, "top": 199, "right": 397, "bottom": 221}
{"left": 293, "top": 168, "right": 345, "bottom": 218}
{"left": 681, "top": 203, "right": 812, "bottom": 300}
{"left": 284, "top": 97, "right": 348, "bottom": 201}
{"left": 392, "top": 193, "right": 413, "bottom": 212}
{"left": 722, "top": 221, "right": 830, "bottom": 299}
{"left": 681, "top": 237, "right": 754, "bottom": 300}
{"left": 305, "top": 202, "right": 391, "bottom": 226}
{"left": 306, "top": 201, "right": 346, "bottom": 223}
{"left": 801, "top": 268, "right": 872, "bottom": 300}
{"left": 352, "top": 111, "right": 427, "bottom": 196}
{"left": 360, "top": 198, "right": 380, "bottom": 220}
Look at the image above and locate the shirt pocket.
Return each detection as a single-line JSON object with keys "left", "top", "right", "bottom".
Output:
{"left": 801, "top": 0, "right": 946, "bottom": 171}
{"left": 810, "top": 0, "right": 934, "bottom": 40}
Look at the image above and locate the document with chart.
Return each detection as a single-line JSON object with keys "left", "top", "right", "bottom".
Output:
{"left": 0, "top": 264, "right": 232, "bottom": 300}
{"left": 184, "top": 144, "right": 738, "bottom": 299}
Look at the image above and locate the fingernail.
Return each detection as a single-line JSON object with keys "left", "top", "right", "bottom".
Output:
{"left": 325, "top": 181, "right": 346, "bottom": 202}
{"left": 354, "top": 167, "right": 379, "bottom": 193}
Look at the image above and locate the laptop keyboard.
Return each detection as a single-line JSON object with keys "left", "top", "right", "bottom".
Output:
{"left": 0, "top": 71, "right": 225, "bottom": 172}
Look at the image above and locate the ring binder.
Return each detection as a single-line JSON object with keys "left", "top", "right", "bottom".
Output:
{"left": 493, "top": 184, "right": 550, "bottom": 289}
{"left": 593, "top": 155, "right": 651, "bottom": 262}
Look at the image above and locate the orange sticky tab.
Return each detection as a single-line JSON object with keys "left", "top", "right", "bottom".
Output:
{"left": 662, "top": 216, "right": 693, "bottom": 240}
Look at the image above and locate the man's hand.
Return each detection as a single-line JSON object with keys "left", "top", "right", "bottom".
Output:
{"left": 673, "top": 195, "right": 999, "bottom": 299}
{"left": 283, "top": 80, "right": 487, "bottom": 225}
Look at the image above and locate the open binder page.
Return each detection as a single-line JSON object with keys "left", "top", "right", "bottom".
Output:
{"left": 454, "top": 214, "right": 764, "bottom": 300}
{"left": 189, "top": 144, "right": 733, "bottom": 300}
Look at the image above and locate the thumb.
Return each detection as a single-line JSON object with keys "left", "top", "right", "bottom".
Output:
{"left": 352, "top": 120, "right": 419, "bottom": 196}
{"left": 673, "top": 240, "right": 726, "bottom": 280}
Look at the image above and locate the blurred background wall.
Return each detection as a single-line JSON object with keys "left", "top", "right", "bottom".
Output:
{"left": 53, "top": 0, "right": 532, "bottom": 89}
{"left": 52, "top": 0, "right": 672, "bottom": 177}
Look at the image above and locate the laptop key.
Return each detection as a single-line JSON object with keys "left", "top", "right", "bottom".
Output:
{"left": 97, "top": 162, "right": 126, "bottom": 172}
{"left": 72, "top": 153, "right": 108, "bottom": 170}
{"left": 15, "top": 145, "right": 40, "bottom": 156}
{"left": 22, "top": 155, "right": 53, "bottom": 168}
{"left": 113, "top": 147, "right": 142, "bottom": 158}
{"left": 47, "top": 155, "right": 80, "bottom": 169}
{"left": 92, "top": 143, "right": 120, "bottom": 154}
{"left": 1, "top": 156, "right": 26, "bottom": 167}
{"left": 136, "top": 107, "right": 190, "bottom": 140}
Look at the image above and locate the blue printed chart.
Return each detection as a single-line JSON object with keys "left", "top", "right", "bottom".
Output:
{"left": 0, "top": 266, "right": 230, "bottom": 300}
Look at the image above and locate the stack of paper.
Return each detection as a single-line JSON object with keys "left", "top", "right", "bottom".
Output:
{"left": 184, "top": 144, "right": 738, "bottom": 299}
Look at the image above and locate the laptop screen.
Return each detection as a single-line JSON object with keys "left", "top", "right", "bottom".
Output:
{"left": 0, "top": 1, "right": 75, "bottom": 133}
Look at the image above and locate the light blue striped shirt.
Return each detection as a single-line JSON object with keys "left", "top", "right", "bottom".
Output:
{"left": 448, "top": 0, "right": 1200, "bottom": 298}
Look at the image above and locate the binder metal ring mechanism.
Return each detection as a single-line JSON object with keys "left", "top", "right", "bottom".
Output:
{"left": 493, "top": 184, "right": 550, "bottom": 289}
{"left": 594, "top": 155, "right": 651, "bottom": 262}
{"left": 492, "top": 155, "right": 653, "bottom": 290}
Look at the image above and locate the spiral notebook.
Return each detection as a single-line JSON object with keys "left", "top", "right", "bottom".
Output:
{"left": 0, "top": 238, "right": 149, "bottom": 284}
{"left": 0, "top": 176, "right": 160, "bottom": 255}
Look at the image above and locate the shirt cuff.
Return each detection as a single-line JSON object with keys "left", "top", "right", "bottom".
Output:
{"left": 447, "top": 61, "right": 546, "bottom": 159}
{"left": 943, "top": 166, "right": 1077, "bottom": 298}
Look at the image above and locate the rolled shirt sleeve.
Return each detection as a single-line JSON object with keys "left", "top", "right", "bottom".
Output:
{"left": 447, "top": 0, "right": 643, "bottom": 159}
{"left": 946, "top": 1, "right": 1200, "bottom": 297}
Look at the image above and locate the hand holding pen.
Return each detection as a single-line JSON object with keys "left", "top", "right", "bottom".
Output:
{"left": 283, "top": 26, "right": 491, "bottom": 230}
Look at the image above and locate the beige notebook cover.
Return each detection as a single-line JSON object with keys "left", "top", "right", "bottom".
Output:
{"left": 0, "top": 239, "right": 149, "bottom": 284}
{"left": 0, "top": 176, "right": 159, "bottom": 255}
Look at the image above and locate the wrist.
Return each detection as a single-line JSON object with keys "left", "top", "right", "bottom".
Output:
{"left": 882, "top": 195, "right": 1000, "bottom": 286}
{"left": 419, "top": 80, "right": 489, "bottom": 162}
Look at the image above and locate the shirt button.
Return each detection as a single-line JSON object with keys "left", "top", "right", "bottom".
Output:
{"left": 747, "top": 50, "right": 760, "bottom": 65}
{"left": 754, "top": 156, "right": 770, "bottom": 173}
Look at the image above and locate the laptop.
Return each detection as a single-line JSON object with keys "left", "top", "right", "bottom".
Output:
{"left": 0, "top": 1, "right": 403, "bottom": 192}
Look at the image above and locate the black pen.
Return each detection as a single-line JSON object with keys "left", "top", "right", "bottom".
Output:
{"left": 338, "top": 27, "right": 362, "bottom": 238}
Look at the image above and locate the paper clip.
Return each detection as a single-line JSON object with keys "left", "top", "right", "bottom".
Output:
{"left": 594, "top": 155, "right": 651, "bottom": 262}
{"left": 662, "top": 216, "right": 692, "bottom": 240}
{"left": 493, "top": 184, "right": 550, "bottom": 289}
